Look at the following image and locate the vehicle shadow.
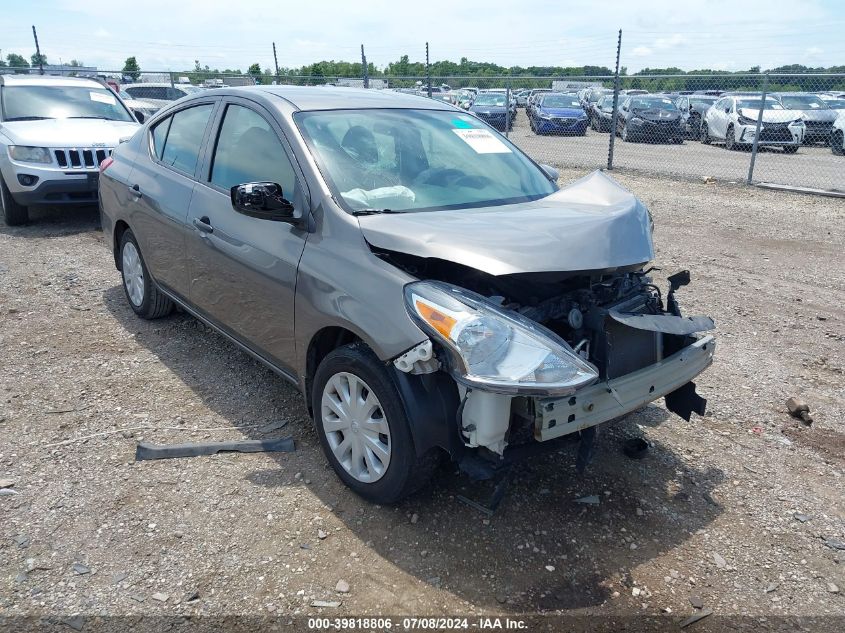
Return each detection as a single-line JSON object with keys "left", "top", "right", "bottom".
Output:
{"left": 103, "top": 284, "right": 724, "bottom": 613}
{"left": 0, "top": 204, "right": 100, "bottom": 238}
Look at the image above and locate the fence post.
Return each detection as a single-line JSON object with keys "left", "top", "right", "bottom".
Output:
{"left": 747, "top": 72, "right": 770, "bottom": 185}
{"left": 607, "top": 29, "right": 622, "bottom": 170}
{"left": 361, "top": 44, "right": 369, "bottom": 89}
{"left": 425, "top": 42, "right": 432, "bottom": 98}
{"left": 505, "top": 79, "right": 511, "bottom": 139}
{"left": 168, "top": 72, "right": 175, "bottom": 88}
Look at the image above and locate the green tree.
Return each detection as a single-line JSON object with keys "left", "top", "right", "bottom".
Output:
{"left": 248, "top": 63, "right": 262, "bottom": 77}
{"left": 6, "top": 53, "right": 29, "bottom": 71}
{"left": 122, "top": 56, "right": 141, "bottom": 80}
{"left": 69, "top": 59, "right": 84, "bottom": 67}
{"left": 30, "top": 52, "right": 47, "bottom": 67}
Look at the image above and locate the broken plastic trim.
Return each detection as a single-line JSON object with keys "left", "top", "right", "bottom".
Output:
{"left": 135, "top": 437, "right": 295, "bottom": 461}
{"left": 608, "top": 310, "right": 715, "bottom": 335}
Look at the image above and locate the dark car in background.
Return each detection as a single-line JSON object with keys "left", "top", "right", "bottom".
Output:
{"left": 591, "top": 94, "right": 617, "bottom": 132}
{"left": 469, "top": 92, "right": 513, "bottom": 132}
{"left": 529, "top": 93, "right": 588, "bottom": 135}
{"left": 616, "top": 95, "right": 684, "bottom": 143}
{"left": 772, "top": 93, "right": 838, "bottom": 145}
{"left": 675, "top": 94, "right": 718, "bottom": 138}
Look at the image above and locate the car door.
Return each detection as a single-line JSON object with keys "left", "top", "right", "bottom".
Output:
{"left": 186, "top": 98, "right": 309, "bottom": 374}
{"left": 711, "top": 98, "right": 730, "bottom": 139}
{"left": 126, "top": 99, "right": 218, "bottom": 300}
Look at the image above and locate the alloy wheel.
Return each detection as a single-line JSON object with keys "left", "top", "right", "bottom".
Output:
{"left": 320, "top": 371, "right": 391, "bottom": 483}
{"left": 122, "top": 241, "right": 145, "bottom": 307}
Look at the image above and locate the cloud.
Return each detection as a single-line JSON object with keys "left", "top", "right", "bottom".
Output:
{"left": 632, "top": 46, "right": 652, "bottom": 57}
{"left": 654, "top": 34, "right": 685, "bottom": 50}
{"left": 94, "top": 27, "right": 111, "bottom": 38}
{"left": 805, "top": 46, "right": 823, "bottom": 58}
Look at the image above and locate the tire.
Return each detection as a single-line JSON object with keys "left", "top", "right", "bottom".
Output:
{"left": 119, "top": 229, "right": 174, "bottom": 319}
{"left": 312, "top": 343, "right": 440, "bottom": 504}
{"left": 783, "top": 145, "right": 799, "bottom": 154}
{"left": 621, "top": 124, "right": 630, "bottom": 142}
{"left": 0, "top": 175, "right": 29, "bottom": 226}
{"left": 725, "top": 125, "right": 736, "bottom": 150}
{"left": 701, "top": 121, "right": 711, "bottom": 144}
{"left": 590, "top": 115, "right": 598, "bottom": 131}
{"left": 832, "top": 131, "right": 844, "bottom": 156}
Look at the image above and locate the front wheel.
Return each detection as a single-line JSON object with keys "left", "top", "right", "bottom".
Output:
{"left": 725, "top": 125, "right": 736, "bottom": 150}
{"left": 701, "top": 122, "right": 711, "bottom": 144}
{"left": 0, "top": 175, "right": 29, "bottom": 226}
{"left": 783, "top": 145, "right": 799, "bottom": 154}
{"left": 119, "top": 229, "right": 174, "bottom": 319}
{"left": 831, "top": 131, "right": 844, "bottom": 155}
{"left": 621, "top": 124, "right": 630, "bottom": 142}
{"left": 312, "top": 343, "right": 440, "bottom": 504}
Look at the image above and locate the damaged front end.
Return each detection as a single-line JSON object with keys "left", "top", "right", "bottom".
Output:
{"left": 367, "top": 172, "right": 715, "bottom": 475}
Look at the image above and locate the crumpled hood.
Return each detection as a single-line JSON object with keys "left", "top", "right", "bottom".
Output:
{"left": 737, "top": 108, "right": 803, "bottom": 124}
{"left": 634, "top": 108, "right": 680, "bottom": 121}
{"left": 359, "top": 170, "right": 654, "bottom": 276}
{"left": 470, "top": 105, "right": 507, "bottom": 114}
{"left": 798, "top": 109, "right": 839, "bottom": 123}
{"left": 0, "top": 118, "right": 139, "bottom": 147}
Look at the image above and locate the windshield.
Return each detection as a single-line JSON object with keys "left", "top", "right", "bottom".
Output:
{"left": 473, "top": 94, "right": 507, "bottom": 106}
{"left": 629, "top": 97, "right": 677, "bottom": 110}
{"left": 1, "top": 85, "right": 135, "bottom": 122}
{"left": 690, "top": 97, "right": 717, "bottom": 106}
{"left": 295, "top": 109, "right": 556, "bottom": 213}
{"left": 824, "top": 98, "right": 845, "bottom": 109}
{"left": 737, "top": 99, "right": 784, "bottom": 110}
{"left": 778, "top": 95, "right": 827, "bottom": 109}
{"left": 542, "top": 96, "right": 582, "bottom": 108}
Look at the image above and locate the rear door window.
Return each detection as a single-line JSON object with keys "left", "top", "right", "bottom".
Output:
{"left": 157, "top": 104, "right": 214, "bottom": 175}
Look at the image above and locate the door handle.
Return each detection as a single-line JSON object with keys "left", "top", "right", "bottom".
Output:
{"left": 129, "top": 183, "right": 142, "bottom": 198}
{"left": 193, "top": 216, "right": 213, "bottom": 234}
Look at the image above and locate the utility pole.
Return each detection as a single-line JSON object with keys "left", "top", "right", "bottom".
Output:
{"left": 425, "top": 42, "right": 431, "bottom": 98}
{"left": 32, "top": 25, "right": 44, "bottom": 75}
{"left": 607, "top": 29, "right": 622, "bottom": 170}
{"left": 272, "top": 42, "right": 280, "bottom": 82}
{"left": 361, "top": 44, "right": 369, "bottom": 88}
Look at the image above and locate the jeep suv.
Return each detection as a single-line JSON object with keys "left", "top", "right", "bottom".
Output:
{"left": 0, "top": 75, "right": 139, "bottom": 225}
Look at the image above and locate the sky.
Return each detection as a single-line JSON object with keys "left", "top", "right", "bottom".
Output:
{"left": 1, "top": 0, "right": 843, "bottom": 74}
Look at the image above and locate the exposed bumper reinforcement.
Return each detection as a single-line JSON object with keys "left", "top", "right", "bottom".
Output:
{"left": 534, "top": 335, "right": 715, "bottom": 441}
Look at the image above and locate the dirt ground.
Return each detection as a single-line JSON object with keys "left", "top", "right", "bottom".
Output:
{"left": 1, "top": 171, "right": 843, "bottom": 632}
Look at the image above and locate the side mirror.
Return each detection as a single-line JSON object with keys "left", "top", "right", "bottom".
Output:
{"left": 539, "top": 164, "right": 559, "bottom": 182}
{"left": 230, "top": 182, "right": 297, "bottom": 223}
{"left": 724, "top": 107, "right": 730, "bottom": 114}
{"left": 134, "top": 110, "right": 145, "bottom": 123}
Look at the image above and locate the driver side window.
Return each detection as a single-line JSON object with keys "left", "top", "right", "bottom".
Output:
{"left": 210, "top": 104, "right": 297, "bottom": 200}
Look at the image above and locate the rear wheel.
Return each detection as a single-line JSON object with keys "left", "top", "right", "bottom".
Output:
{"left": 621, "top": 124, "right": 631, "bottom": 142}
{"left": 783, "top": 145, "right": 799, "bottom": 154}
{"left": 0, "top": 175, "right": 29, "bottom": 226}
{"left": 312, "top": 343, "right": 439, "bottom": 504}
{"left": 831, "top": 131, "right": 844, "bottom": 155}
{"left": 119, "top": 229, "right": 174, "bottom": 319}
{"left": 701, "top": 121, "right": 711, "bottom": 144}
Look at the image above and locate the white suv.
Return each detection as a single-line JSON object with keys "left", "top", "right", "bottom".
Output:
{"left": 832, "top": 114, "right": 845, "bottom": 156}
{"left": 0, "top": 75, "right": 140, "bottom": 225}
{"left": 701, "top": 95, "right": 805, "bottom": 153}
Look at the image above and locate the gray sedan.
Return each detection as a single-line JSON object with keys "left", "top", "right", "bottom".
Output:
{"left": 99, "top": 86, "right": 715, "bottom": 503}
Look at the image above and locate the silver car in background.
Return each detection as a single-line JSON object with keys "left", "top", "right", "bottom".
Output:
{"left": 0, "top": 75, "right": 140, "bottom": 225}
{"left": 99, "top": 86, "right": 715, "bottom": 503}
{"left": 701, "top": 94, "right": 805, "bottom": 152}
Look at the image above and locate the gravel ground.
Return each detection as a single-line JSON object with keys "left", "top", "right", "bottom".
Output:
{"left": 1, "top": 173, "right": 843, "bottom": 632}
{"left": 506, "top": 112, "right": 845, "bottom": 193}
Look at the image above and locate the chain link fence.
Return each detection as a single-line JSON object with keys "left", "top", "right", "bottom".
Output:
{"left": 4, "top": 66, "right": 843, "bottom": 194}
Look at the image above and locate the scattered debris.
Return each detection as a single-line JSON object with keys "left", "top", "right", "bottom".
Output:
{"left": 61, "top": 615, "right": 86, "bottom": 631}
{"left": 257, "top": 419, "right": 290, "bottom": 434}
{"left": 135, "top": 437, "right": 295, "bottom": 460}
{"left": 13, "top": 534, "right": 30, "bottom": 548}
{"left": 793, "top": 513, "right": 812, "bottom": 523}
{"left": 574, "top": 495, "right": 600, "bottom": 505}
{"left": 72, "top": 563, "right": 90, "bottom": 575}
{"left": 335, "top": 580, "right": 350, "bottom": 593}
{"left": 545, "top": 565, "right": 555, "bottom": 572}
{"left": 0, "top": 478, "right": 15, "bottom": 488}
{"left": 632, "top": 587, "right": 642, "bottom": 597}
{"left": 828, "top": 583, "right": 840, "bottom": 594}
{"left": 823, "top": 538, "right": 845, "bottom": 551}
{"left": 0, "top": 488, "right": 19, "bottom": 497}
{"left": 786, "top": 397, "right": 813, "bottom": 425}
{"left": 689, "top": 594, "right": 704, "bottom": 609}
{"left": 713, "top": 553, "right": 727, "bottom": 569}
{"left": 680, "top": 608, "right": 713, "bottom": 628}
{"left": 702, "top": 176, "right": 716, "bottom": 184}
{"left": 151, "top": 592, "right": 169, "bottom": 602}
{"left": 311, "top": 600, "right": 341, "bottom": 608}
{"left": 185, "top": 590, "right": 201, "bottom": 602}
{"left": 410, "top": 513, "right": 419, "bottom": 524}
{"left": 317, "top": 530, "right": 328, "bottom": 540}
{"left": 112, "top": 572, "right": 128, "bottom": 584}
{"left": 765, "top": 582, "right": 779, "bottom": 594}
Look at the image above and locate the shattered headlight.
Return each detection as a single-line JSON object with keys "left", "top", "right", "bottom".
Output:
{"left": 405, "top": 281, "right": 598, "bottom": 395}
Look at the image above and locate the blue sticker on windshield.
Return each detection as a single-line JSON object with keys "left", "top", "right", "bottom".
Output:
{"left": 451, "top": 118, "right": 476, "bottom": 129}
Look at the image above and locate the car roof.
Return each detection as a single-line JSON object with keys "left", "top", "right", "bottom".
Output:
{"left": 0, "top": 74, "right": 105, "bottom": 88}
{"left": 123, "top": 82, "right": 198, "bottom": 88}
{"left": 194, "top": 85, "right": 455, "bottom": 111}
